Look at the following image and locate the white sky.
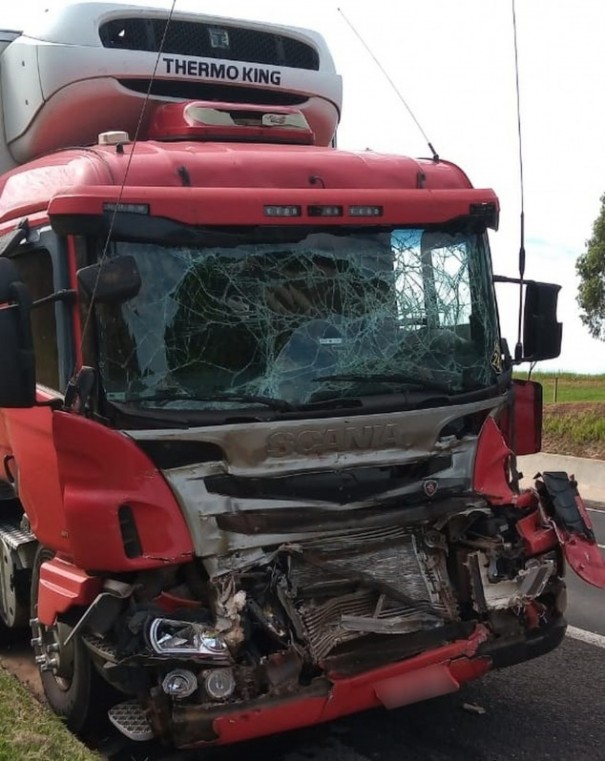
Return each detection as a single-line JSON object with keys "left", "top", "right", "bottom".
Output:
{"left": 3, "top": 0, "right": 605, "bottom": 373}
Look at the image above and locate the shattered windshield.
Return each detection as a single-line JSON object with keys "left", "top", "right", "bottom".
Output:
{"left": 94, "top": 226, "right": 500, "bottom": 410}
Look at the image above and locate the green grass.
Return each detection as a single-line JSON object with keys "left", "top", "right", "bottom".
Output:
{"left": 515, "top": 372, "right": 605, "bottom": 404}
{"left": 544, "top": 408, "right": 605, "bottom": 445}
{"left": 0, "top": 667, "right": 99, "bottom": 761}
{"left": 511, "top": 372, "right": 605, "bottom": 457}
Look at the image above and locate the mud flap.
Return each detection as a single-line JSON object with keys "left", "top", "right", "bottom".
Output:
{"left": 536, "top": 471, "right": 605, "bottom": 588}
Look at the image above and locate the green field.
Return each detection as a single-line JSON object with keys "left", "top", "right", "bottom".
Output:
{"left": 512, "top": 372, "right": 605, "bottom": 458}
{"left": 516, "top": 372, "right": 605, "bottom": 404}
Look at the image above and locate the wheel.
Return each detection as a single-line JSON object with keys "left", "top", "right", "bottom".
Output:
{"left": 30, "top": 546, "right": 113, "bottom": 734}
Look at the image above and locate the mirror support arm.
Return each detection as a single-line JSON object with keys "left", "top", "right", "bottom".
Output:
{"left": 32, "top": 289, "right": 77, "bottom": 308}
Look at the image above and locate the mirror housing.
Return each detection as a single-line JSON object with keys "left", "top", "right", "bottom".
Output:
{"left": 493, "top": 275, "right": 563, "bottom": 363}
{"left": 522, "top": 281, "right": 562, "bottom": 361}
{"left": 0, "top": 258, "right": 36, "bottom": 408}
{"left": 77, "top": 255, "right": 142, "bottom": 303}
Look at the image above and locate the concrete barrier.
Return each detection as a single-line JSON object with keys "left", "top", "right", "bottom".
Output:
{"left": 518, "top": 453, "right": 605, "bottom": 503}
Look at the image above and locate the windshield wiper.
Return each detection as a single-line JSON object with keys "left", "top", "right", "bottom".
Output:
{"left": 123, "top": 391, "right": 295, "bottom": 412}
{"left": 313, "top": 373, "right": 456, "bottom": 395}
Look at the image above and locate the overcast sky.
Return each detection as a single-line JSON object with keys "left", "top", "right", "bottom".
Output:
{"left": 2, "top": 0, "right": 605, "bottom": 373}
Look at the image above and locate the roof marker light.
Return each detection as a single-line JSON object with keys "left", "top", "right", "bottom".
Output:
{"left": 308, "top": 205, "right": 342, "bottom": 217}
{"left": 264, "top": 205, "right": 301, "bottom": 217}
{"left": 349, "top": 205, "right": 383, "bottom": 217}
{"left": 103, "top": 203, "right": 149, "bottom": 215}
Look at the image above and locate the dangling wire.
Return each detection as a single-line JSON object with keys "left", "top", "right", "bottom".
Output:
{"left": 79, "top": 0, "right": 179, "bottom": 353}
{"left": 337, "top": 7, "right": 439, "bottom": 161}
{"left": 512, "top": 0, "right": 526, "bottom": 361}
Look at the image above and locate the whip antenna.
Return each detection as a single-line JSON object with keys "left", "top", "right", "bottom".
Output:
{"left": 79, "top": 0, "right": 178, "bottom": 352}
{"left": 512, "top": 0, "right": 526, "bottom": 361}
{"left": 337, "top": 7, "right": 439, "bottom": 161}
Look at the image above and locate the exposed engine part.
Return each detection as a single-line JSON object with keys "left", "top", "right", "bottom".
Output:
{"left": 148, "top": 618, "right": 230, "bottom": 661}
{"left": 213, "top": 577, "right": 247, "bottom": 651}
{"left": 281, "top": 525, "right": 457, "bottom": 660}
{"left": 263, "top": 648, "right": 304, "bottom": 694}
{"left": 518, "top": 558, "right": 557, "bottom": 597}
{"left": 466, "top": 552, "right": 556, "bottom": 612}
{"left": 287, "top": 525, "right": 456, "bottom": 616}
{"left": 162, "top": 669, "right": 198, "bottom": 699}
{"left": 340, "top": 596, "right": 443, "bottom": 635}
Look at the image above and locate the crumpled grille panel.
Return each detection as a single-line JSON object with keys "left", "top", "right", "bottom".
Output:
{"left": 289, "top": 526, "right": 458, "bottom": 661}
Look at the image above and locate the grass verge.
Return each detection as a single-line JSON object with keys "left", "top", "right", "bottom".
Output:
{"left": 543, "top": 402, "right": 605, "bottom": 459}
{"left": 512, "top": 372, "right": 605, "bottom": 458}
{"left": 0, "top": 667, "right": 99, "bottom": 761}
{"left": 521, "top": 372, "right": 605, "bottom": 404}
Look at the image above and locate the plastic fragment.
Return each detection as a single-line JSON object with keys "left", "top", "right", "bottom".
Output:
{"left": 462, "top": 702, "right": 486, "bottom": 715}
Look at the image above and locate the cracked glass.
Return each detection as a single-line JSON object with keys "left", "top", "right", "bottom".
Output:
{"left": 94, "top": 226, "right": 499, "bottom": 409}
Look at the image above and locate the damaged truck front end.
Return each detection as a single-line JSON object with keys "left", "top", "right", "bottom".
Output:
{"left": 44, "top": 395, "right": 569, "bottom": 748}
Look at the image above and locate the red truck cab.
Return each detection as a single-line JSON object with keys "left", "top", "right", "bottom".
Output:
{"left": 0, "top": 2, "right": 603, "bottom": 750}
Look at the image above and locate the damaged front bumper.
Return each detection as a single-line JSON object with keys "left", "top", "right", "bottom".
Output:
{"left": 151, "top": 619, "right": 565, "bottom": 748}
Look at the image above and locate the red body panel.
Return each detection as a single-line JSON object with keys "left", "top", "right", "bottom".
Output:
{"left": 0, "top": 139, "right": 497, "bottom": 226}
{"left": 516, "top": 510, "right": 558, "bottom": 555}
{"left": 51, "top": 411, "right": 194, "bottom": 571}
{"left": 472, "top": 416, "right": 516, "bottom": 505}
{"left": 37, "top": 557, "right": 102, "bottom": 626}
{"left": 0, "top": 142, "right": 474, "bottom": 195}
{"left": 557, "top": 491, "right": 605, "bottom": 588}
{"left": 0, "top": 403, "right": 69, "bottom": 552}
{"left": 510, "top": 380, "right": 543, "bottom": 455}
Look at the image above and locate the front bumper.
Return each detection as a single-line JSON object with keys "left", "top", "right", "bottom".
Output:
{"left": 160, "top": 619, "right": 566, "bottom": 748}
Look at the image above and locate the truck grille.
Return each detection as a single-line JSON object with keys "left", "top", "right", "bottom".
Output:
{"left": 290, "top": 526, "right": 458, "bottom": 661}
{"left": 100, "top": 19, "right": 320, "bottom": 71}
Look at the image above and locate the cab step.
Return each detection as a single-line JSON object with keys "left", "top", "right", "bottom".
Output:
{"left": 0, "top": 520, "right": 36, "bottom": 553}
{"left": 107, "top": 701, "right": 154, "bottom": 742}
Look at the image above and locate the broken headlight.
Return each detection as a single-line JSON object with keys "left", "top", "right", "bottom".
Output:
{"left": 148, "top": 618, "right": 230, "bottom": 662}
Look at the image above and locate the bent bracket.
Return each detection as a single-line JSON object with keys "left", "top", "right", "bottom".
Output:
{"left": 537, "top": 471, "right": 605, "bottom": 589}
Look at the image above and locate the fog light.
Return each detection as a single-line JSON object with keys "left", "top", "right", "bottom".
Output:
{"left": 162, "top": 669, "right": 198, "bottom": 699}
{"left": 204, "top": 668, "right": 236, "bottom": 700}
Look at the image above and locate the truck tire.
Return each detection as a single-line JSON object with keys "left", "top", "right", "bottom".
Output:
{"left": 30, "top": 546, "right": 111, "bottom": 734}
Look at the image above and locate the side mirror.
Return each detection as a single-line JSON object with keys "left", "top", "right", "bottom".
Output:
{"left": 522, "top": 281, "right": 562, "bottom": 361}
{"left": 77, "top": 255, "right": 142, "bottom": 303}
{"left": 0, "top": 258, "right": 36, "bottom": 408}
{"left": 493, "top": 275, "right": 563, "bottom": 364}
